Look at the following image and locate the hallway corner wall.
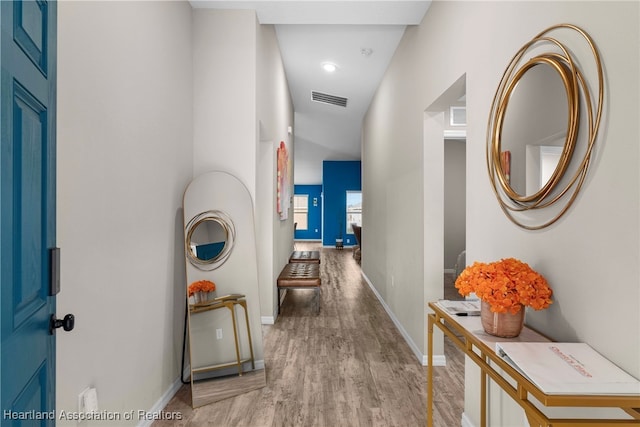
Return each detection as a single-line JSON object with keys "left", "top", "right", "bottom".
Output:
{"left": 56, "top": 2, "right": 194, "bottom": 424}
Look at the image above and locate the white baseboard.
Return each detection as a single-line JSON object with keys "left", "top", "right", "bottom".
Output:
{"left": 136, "top": 376, "right": 184, "bottom": 427}
{"left": 424, "top": 353, "right": 447, "bottom": 366}
{"left": 361, "top": 272, "right": 445, "bottom": 367}
{"left": 261, "top": 288, "right": 290, "bottom": 325}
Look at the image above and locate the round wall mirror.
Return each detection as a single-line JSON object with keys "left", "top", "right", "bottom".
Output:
{"left": 486, "top": 24, "right": 603, "bottom": 230}
{"left": 185, "top": 210, "right": 235, "bottom": 270}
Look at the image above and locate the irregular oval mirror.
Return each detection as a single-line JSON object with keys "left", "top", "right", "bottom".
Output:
{"left": 185, "top": 210, "right": 235, "bottom": 270}
{"left": 486, "top": 24, "right": 604, "bottom": 230}
{"left": 499, "top": 62, "right": 569, "bottom": 198}
{"left": 189, "top": 219, "right": 226, "bottom": 260}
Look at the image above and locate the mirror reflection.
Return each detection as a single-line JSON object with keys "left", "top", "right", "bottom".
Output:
{"left": 500, "top": 62, "right": 568, "bottom": 197}
{"left": 185, "top": 210, "right": 235, "bottom": 271}
{"left": 182, "top": 172, "right": 266, "bottom": 409}
{"left": 525, "top": 144, "right": 563, "bottom": 195}
{"left": 189, "top": 219, "right": 227, "bottom": 261}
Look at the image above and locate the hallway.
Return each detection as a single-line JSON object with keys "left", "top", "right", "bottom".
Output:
{"left": 156, "top": 242, "right": 463, "bottom": 426}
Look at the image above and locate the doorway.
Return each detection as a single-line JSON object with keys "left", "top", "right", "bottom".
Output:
{"left": 444, "top": 137, "right": 466, "bottom": 300}
{"left": 443, "top": 107, "right": 466, "bottom": 300}
{"left": 293, "top": 185, "right": 322, "bottom": 241}
{"left": 423, "top": 75, "right": 467, "bottom": 303}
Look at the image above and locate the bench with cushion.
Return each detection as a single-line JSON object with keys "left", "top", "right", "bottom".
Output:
{"left": 289, "top": 250, "right": 321, "bottom": 264}
{"left": 277, "top": 262, "right": 321, "bottom": 314}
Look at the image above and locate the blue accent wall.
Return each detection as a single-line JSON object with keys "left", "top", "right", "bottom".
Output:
{"left": 294, "top": 185, "right": 322, "bottom": 240}
{"left": 322, "top": 161, "right": 361, "bottom": 246}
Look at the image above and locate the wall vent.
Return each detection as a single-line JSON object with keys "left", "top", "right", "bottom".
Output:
{"left": 450, "top": 106, "right": 467, "bottom": 126}
{"left": 311, "top": 91, "right": 348, "bottom": 108}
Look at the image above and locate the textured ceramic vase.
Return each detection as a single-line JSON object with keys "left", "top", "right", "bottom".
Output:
{"left": 480, "top": 300, "right": 525, "bottom": 338}
{"left": 193, "top": 291, "right": 215, "bottom": 304}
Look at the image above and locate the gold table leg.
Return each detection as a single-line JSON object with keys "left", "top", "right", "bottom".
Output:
{"left": 239, "top": 300, "right": 255, "bottom": 370}
{"left": 225, "top": 301, "right": 243, "bottom": 376}
{"left": 481, "top": 356, "right": 487, "bottom": 427}
{"left": 427, "top": 314, "right": 434, "bottom": 427}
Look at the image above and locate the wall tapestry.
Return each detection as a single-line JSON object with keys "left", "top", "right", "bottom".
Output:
{"left": 277, "top": 141, "right": 290, "bottom": 220}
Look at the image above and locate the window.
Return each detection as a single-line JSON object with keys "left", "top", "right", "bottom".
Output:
{"left": 293, "top": 195, "right": 308, "bottom": 230}
{"left": 346, "top": 191, "right": 362, "bottom": 234}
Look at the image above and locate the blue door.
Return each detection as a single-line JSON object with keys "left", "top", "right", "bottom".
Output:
{"left": 293, "top": 185, "right": 322, "bottom": 240}
{"left": 1, "top": 1, "right": 59, "bottom": 424}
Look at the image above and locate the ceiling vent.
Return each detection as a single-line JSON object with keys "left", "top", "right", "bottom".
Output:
{"left": 311, "top": 91, "right": 348, "bottom": 108}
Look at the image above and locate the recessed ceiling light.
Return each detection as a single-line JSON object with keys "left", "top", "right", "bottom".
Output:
{"left": 322, "top": 62, "right": 337, "bottom": 73}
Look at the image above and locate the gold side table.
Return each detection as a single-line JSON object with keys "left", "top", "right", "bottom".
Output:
{"left": 190, "top": 294, "right": 255, "bottom": 377}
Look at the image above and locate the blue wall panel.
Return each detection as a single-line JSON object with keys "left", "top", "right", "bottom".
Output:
{"left": 294, "top": 185, "right": 322, "bottom": 240}
{"left": 322, "top": 161, "right": 361, "bottom": 246}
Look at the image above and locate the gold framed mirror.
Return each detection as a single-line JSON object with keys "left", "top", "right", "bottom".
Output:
{"left": 486, "top": 24, "right": 604, "bottom": 230}
{"left": 185, "top": 210, "right": 235, "bottom": 270}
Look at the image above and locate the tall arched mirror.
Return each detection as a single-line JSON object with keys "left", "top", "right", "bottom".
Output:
{"left": 182, "top": 172, "right": 266, "bottom": 408}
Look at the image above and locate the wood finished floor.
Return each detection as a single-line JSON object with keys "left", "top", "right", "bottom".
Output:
{"left": 155, "top": 243, "right": 464, "bottom": 427}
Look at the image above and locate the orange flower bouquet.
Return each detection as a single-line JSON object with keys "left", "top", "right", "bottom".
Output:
{"left": 188, "top": 280, "right": 216, "bottom": 297}
{"left": 454, "top": 258, "right": 552, "bottom": 314}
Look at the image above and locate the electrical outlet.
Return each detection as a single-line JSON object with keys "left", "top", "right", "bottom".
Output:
{"left": 78, "top": 387, "right": 98, "bottom": 413}
{"left": 346, "top": 238, "right": 350, "bottom": 243}
{"left": 78, "top": 388, "right": 88, "bottom": 412}
{"left": 216, "top": 328, "right": 223, "bottom": 340}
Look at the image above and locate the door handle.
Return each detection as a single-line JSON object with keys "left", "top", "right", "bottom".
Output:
{"left": 50, "top": 314, "right": 75, "bottom": 335}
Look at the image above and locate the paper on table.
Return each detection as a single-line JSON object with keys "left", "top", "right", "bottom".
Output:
{"left": 438, "top": 300, "right": 481, "bottom": 316}
{"left": 495, "top": 342, "right": 640, "bottom": 395}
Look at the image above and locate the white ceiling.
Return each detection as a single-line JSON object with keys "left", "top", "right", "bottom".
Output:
{"left": 190, "top": 1, "right": 432, "bottom": 184}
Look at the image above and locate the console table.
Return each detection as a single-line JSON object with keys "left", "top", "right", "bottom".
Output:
{"left": 190, "top": 295, "right": 255, "bottom": 377}
{"left": 427, "top": 301, "right": 640, "bottom": 427}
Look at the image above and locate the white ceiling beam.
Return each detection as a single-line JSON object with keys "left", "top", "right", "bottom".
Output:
{"left": 189, "top": 1, "right": 431, "bottom": 25}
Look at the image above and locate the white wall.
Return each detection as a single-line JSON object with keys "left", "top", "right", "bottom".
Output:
{"left": 256, "top": 24, "right": 295, "bottom": 321}
{"left": 192, "top": 9, "right": 257, "bottom": 193}
{"left": 57, "top": 3, "right": 294, "bottom": 421}
{"left": 193, "top": 10, "right": 294, "bottom": 324}
{"left": 56, "top": 1, "right": 193, "bottom": 425}
{"left": 363, "top": 1, "right": 639, "bottom": 425}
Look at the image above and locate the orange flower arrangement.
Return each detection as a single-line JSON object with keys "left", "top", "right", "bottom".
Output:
{"left": 455, "top": 258, "right": 552, "bottom": 314}
{"left": 187, "top": 280, "right": 216, "bottom": 297}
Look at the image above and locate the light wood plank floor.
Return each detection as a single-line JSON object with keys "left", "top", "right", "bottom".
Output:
{"left": 155, "top": 243, "right": 463, "bottom": 427}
